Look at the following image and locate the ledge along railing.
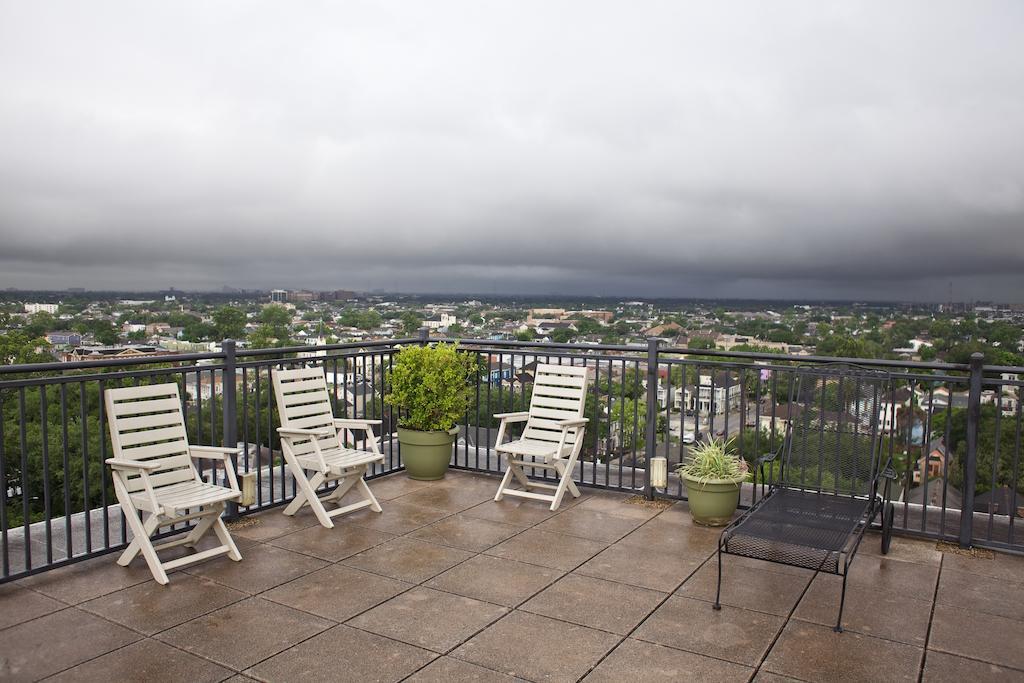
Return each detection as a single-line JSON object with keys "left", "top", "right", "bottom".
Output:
{"left": 1, "top": 333, "right": 1021, "bottom": 581}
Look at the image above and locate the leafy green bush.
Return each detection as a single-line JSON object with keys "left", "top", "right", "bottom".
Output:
{"left": 385, "top": 343, "right": 476, "bottom": 432}
{"left": 677, "top": 437, "right": 748, "bottom": 485}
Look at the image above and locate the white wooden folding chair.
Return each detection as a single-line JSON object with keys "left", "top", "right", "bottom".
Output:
{"left": 494, "top": 364, "right": 589, "bottom": 511}
{"left": 272, "top": 366, "right": 384, "bottom": 529}
{"left": 105, "top": 383, "right": 243, "bottom": 585}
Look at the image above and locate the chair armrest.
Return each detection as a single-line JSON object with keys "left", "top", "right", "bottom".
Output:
{"left": 557, "top": 418, "right": 589, "bottom": 428}
{"left": 494, "top": 412, "right": 530, "bottom": 422}
{"left": 189, "top": 445, "right": 242, "bottom": 461}
{"left": 277, "top": 427, "right": 334, "bottom": 437}
{"left": 334, "top": 418, "right": 381, "bottom": 431}
{"left": 756, "top": 452, "right": 779, "bottom": 464}
{"left": 106, "top": 458, "right": 160, "bottom": 471}
{"left": 189, "top": 446, "right": 242, "bottom": 491}
{"left": 881, "top": 466, "right": 897, "bottom": 480}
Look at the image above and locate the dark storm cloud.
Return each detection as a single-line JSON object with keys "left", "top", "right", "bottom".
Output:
{"left": 1, "top": 1, "right": 1023, "bottom": 300}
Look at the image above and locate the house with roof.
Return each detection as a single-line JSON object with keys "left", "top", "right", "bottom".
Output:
{"left": 682, "top": 371, "right": 742, "bottom": 416}
{"left": 974, "top": 486, "right": 1023, "bottom": 518}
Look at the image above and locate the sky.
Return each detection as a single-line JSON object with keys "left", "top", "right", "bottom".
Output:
{"left": 1, "top": 1, "right": 1023, "bottom": 302}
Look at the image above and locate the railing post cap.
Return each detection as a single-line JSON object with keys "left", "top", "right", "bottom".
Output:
{"left": 969, "top": 352, "right": 985, "bottom": 362}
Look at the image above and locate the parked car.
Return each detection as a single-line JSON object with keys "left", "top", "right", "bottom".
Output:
{"left": 682, "top": 431, "right": 696, "bottom": 444}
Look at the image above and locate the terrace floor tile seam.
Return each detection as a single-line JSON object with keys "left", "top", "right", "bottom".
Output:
{"left": 570, "top": 550, "right": 718, "bottom": 681}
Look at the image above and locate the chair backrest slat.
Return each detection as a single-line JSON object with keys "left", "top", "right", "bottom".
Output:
{"left": 780, "top": 366, "right": 890, "bottom": 497}
{"left": 272, "top": 367, "right": 340, "bottom": 457}
{"left": 523, "top": 365, "right": 589, "bottom": 445}
{"left": 105, "top": 383, "right": 196, "bottom": 493}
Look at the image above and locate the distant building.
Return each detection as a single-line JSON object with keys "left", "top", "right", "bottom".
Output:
{"left": 24, "top": 303, "right": 58, "bottom": 315}
{"left": 270, "top": 289, "right": 288, "bottom": 302}
{"left": 62, "top": 345, "right": 175, "bottom": 363}
{"left": 527, "top": 308, "right": 566, "bottom": 323}
{"left": 45, "top": 331, "right": 82, "bottom": 347}
{"left": 422, "top": 312, "right": 458, "bottom": 331}
{"left": 319, "top": 290, "right": 356, "bottom": 301}
{"left": 568, "top": 310, "right": 614, "bottom": 323}
{"left": 483, "top": 362, "right": 515, "bottom": 384}
{"left": 643, "top": 322, "right": 682, "bottom": 338}
{"left": 289, "top": 290, "right": 316, "bottom": 302}
{"left": 683, "top": 372, "right": 742, "bottom": 415}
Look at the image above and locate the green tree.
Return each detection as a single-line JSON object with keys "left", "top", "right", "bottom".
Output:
{"left": 212, "top": 306, "right": 247, "bottom": 340}
{"left": 516, "top": 328, "right": 537, "bottom": 342}
{"left": 249, "top": 305, "right": 293, "bottom": 348}
{"left": 550, "top": 328, "right": 575, "bottom": 343}
{"left": 399, "top": 311, "right": 423, "bottom": 336}
{"left": 0, "top": 331, "right": 52, "bottom": 365}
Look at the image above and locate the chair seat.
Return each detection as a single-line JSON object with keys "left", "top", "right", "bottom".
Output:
{"left": 495, "top": 438, "right": 567, "bottom": 459}
{"left": 296, "top": 448, "right": 384, "bottom": 475}
{"left": 722, "top": 488, "right": 873, "bottom": 574}
{"left": 134, "top": 479, "right": 241, "bottom": 513}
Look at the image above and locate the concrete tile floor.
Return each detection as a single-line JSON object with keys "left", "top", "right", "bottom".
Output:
{"left": 2, "top": 469, "right": 1024, "bottom": 682}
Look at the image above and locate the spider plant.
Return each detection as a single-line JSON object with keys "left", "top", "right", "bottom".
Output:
{"left": 676, "top": 437, "right": 748, "bottom": 486}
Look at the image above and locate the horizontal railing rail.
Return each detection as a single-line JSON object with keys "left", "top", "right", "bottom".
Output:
{"left": 1, "top": 334, "right": 1022, "bottom": 582}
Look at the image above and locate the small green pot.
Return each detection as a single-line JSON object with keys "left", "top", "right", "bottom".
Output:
{"left": 681, "top": 473, "right": 745, "bottom": 526}
{"left": 398, "top": 426, "right": 458, "bottom": 480}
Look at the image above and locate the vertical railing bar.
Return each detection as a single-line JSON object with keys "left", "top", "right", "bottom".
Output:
{"left": 901, "top": 379, "right": 914, "bottom": 526}
{"left": 643, "top": 339, "right": 659, "bottom": 499}
{"left": 40, "top": 385, "right": 52, "bottom": 565}
{"left": 99, "top": 379, "right": 112, "bottom": 548}
{"left": 0, "top": 391, "right": 8, "bottom": 577}
{"left": 1007, "top": 388, "right": 1022, "bottom": 546}
{"left": 987, "top": 391, "right": 1003, "bottom": 541}
{"left": 663, "top": 358, "right": 671, "bottom": 477}
{"left": 79, "top": 382, "right": 91, "bottom": 552}
{"left": 19, "top": 387, "right": 31, "bottom": 571}
{"left": 939, "top": 382, "right": 954, "bottom": 539}
{"left": 960, "top": 353, "right": 984, "bottom": 548}
{"left": 60, "top": 383, "right": 72, "bottom": 559}
{"left": 920, "top": 384, "right": 934, "bottom": 532}
{"left": 194, "top": 369, "right": 202, "bottom": 444}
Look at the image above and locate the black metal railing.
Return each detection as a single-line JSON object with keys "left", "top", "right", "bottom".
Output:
{"left": 1, "top": 334, "right": 1021, "bottom": 581}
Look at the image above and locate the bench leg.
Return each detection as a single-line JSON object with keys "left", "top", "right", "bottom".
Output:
{"left": 834, "top": 571, "right": 848, "bottom": 633}
{"left": 713, "top": 540, "right": 723, "bottom": 611}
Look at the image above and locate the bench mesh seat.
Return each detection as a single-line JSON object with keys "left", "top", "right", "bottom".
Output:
{"left": 722, "top": 489, "right": 871, "bottom": 573}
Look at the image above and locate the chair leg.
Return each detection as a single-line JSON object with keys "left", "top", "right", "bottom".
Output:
{"left": 325, "top": 471, "right": 360, "bottom": 505}
{"left": 356, "top": 477, "right": 383, "bottom": 513}
{"left": 182, "top": 507, "right": 220, "bottom": 549}
{"left": 834, "top": 571, "right": 848, "bottom": 633}
{"left": 289, "top": 470, "right": 334, "bottom": 528}
{"left": 118, "top": 512, "right": 162, "bottom": 567}
{"left": 120, "top": 509, "right": 168, "bottom": 585}
{"left": 494, "top": 463, "right": 516, "bottom": 502}
{"left": 212, "top": 516, "right": 243, "bottom": 561}
{"left": 713, "top": 542, "right": 723, "bottom": 611}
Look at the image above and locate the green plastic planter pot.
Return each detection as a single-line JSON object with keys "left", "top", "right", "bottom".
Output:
{"left": 681, "top": 473, "right": 745, "bottom": 526}
{"left": 398, "top": 426, "right": 458, "bottom": 480}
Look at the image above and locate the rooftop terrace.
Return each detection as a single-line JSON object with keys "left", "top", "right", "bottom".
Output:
{"left": 2, "top": 469, "right": 1022, "bottom": 683}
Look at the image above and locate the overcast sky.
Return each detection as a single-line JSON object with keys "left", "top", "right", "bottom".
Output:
{"left": 1, "top": 2, "right": 1022, "bottom": 301}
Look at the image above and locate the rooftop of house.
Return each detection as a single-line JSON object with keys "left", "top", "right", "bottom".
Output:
{"left": 2, "top": 469, "right": 1022, "bottom": 681}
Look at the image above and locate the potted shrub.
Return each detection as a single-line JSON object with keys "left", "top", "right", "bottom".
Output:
{"left": 676, "top": 438, "right": 748, "bottom": 526}
{"left": 384, "top": 342, "right": 476, "bottom": 480}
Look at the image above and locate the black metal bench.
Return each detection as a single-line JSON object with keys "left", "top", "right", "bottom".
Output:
{"left": 713, "top": 366, "right": 896, "bottom": 632}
